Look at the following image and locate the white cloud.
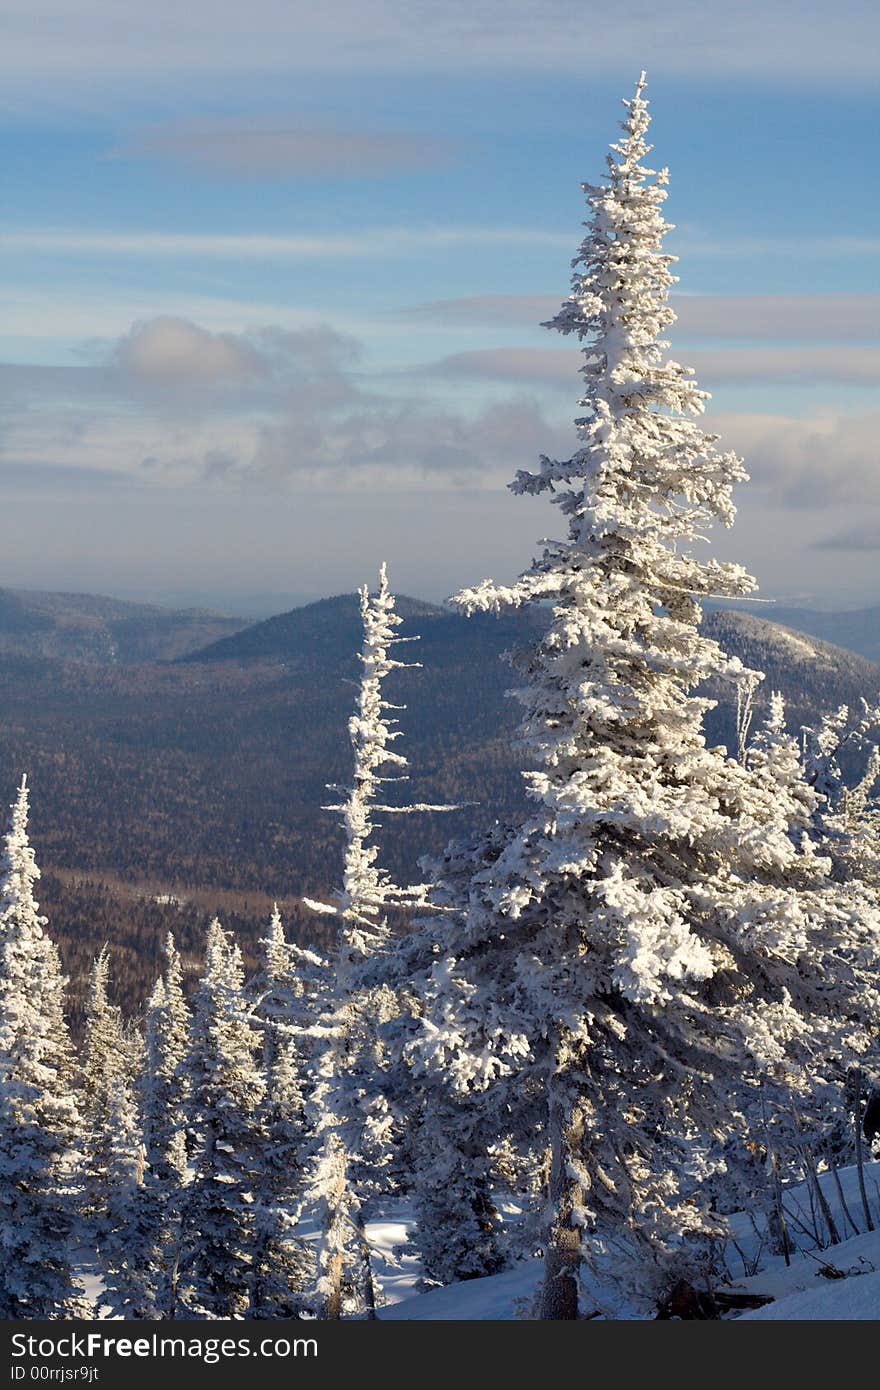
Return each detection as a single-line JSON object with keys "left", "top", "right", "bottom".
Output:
{"left": 675, "top": 294, "right": 880, "bottom": 343}
{"left": 715, "top": 409, "right": 880, "bottom": 508}
{"left": 114, "top": 317, "right": 267, "bottom": 384}
{"left": 0, "top": 313, "right": 572, "bottom": 490}
{"left": 250, "top": 395, "right": 570, "bottom": 489}
{"left": 425, "top": 347, "right": 574, "bottom": 384}
{"left": 692, "top": 347, "right": 880, "bottom": 386}
{"left": 0, "top": 285, "right": 384, "bottom": 347}
{"left": 3, "top": 313, "right": 878, "bottom": 536}
{"left": 674, "top": 234, "right": 880, "bottom": 260}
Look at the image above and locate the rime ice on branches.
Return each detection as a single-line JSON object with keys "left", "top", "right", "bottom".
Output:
{"left": 414, "top": 75, "right": 880, "bottom": 1319}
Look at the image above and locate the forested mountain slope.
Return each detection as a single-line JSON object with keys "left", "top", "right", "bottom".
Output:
{"left": 0, "top": 587, "right": 245, "bottom": 663}
{"left": 0, "top": 592, "right": 875, "bottom": 1022}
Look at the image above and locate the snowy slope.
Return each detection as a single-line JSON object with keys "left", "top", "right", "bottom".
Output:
{"left": 372, "top": 1162, "right": 880, "bottom": 1321}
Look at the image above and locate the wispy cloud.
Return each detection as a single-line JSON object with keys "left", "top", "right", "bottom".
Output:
{"left": 813, "top": 526, "right": 880, "bottom": 553}
{"left": 424, "top": 347, "right": 575, "bottom": 384}
{"left": 407, "top": 292, "right": 880, "bottom": 344}
{"left": 116, "top": 118, "right": 458, "bottom": 178}
{"left": 693, "top": 347, "right": 880, "bottom": 386}
{"left": 675, "top": 234, "right": 880, "bottom": 260}
{"left": 674, "top": 294, "right": 880, "bottom": 343}
{"left": 422, "top": 345, "right": 880, "bottom": 387}
{"left": 4, "top": 314, "right": 878, "bottom": 523}
{"left": 1, "top": 0, "right": 877, "bottom": 88}
{"left": 9, "top": 226, "right": 872, "bottom": 266}
{"left": 0, "top": 285, "right": 382, "bottom": 345}
{"left": 0, "top": 226, "right": 569, "bottom": 260}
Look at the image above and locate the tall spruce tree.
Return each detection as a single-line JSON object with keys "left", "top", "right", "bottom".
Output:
{"left": 0, "top": 777, "right": 87, "bottom": 1317}
{"left": 411, "top": 76, "right": 880, "bottom": 1317}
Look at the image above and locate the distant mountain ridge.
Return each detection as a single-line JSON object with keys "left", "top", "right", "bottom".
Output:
{"left": 0, "top": 587, "right": 246, "bottom": 663}
{"left": 180, "top": 591, "right": 451, "bottom": 666}
{"left": 752, "top": 605, "right": 880, "bottom": 665}
{"left": 700, "top": 609, "right": 879, "bottom": 747}
{"left": 184, "top": 590, "right": 879, "bottom": 730}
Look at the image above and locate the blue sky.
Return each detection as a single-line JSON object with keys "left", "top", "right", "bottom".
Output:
{"left": 1, "top": 1, "right": 878, "bottom": 611}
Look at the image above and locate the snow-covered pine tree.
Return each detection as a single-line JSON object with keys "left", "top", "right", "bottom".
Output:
{"left": 803, "top": 699, "right": 880, "bottom": 894}
{"left": 411, "top": 75, "right": 880, "bottom": 1318}
{"left": 0, "top": 776, "right": 87, "bottom": 1317}
{"left": 96, "top": 1078, "right": 163, "bottom": 1319}
{"left": 408, "top": 1082, "right": 505, "bottom": 1288}
{"left": 783, "top": 698, "right": 880, "bottom": 1178}
{"left": 304, "top": 565, "right": 453, "bottom": 1318}
{"left": 177, "top": 918, "right": 265, "bottom": 1319}
{"left": 141, "top": 932, "right": 190, "bottom": 1188}
{"left": 381, "top": 878, "right": 510, "bottom": 1288}
{"left": 138, "top": 934, "right": 192, "bottom": 1317}
{"left": 252, "top": 903, "right": 329, "bottom": 1084}
{"left": 247, "top": 905, "right": 320, "bottom": 1318}
{"left": 81, "top": 945, "right": 135, "bottom": 1218}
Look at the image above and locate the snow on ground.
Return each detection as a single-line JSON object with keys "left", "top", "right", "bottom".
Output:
{"left": 739, "top": 1227, "right": 880, "bottom": 1319}
{"left": 378, "top": 1262, "right": 541, "bottom": 1321}
{"left": 77, "top": 1163, "right": 880, "bottom": 1320}
{"left": 366, "top": 1213, "right": 422, "bottom": 1309}
{"left": 371, "top": 1163, "right": 880, "bottom": 1320}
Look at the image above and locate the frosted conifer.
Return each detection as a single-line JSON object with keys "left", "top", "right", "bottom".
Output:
{"left": 141, "top": 933, "right": 190, "bottom": 1187}
{"left": 247, "top": 906, "right": 317, "bottom": 1318}
{"left": 804, "top": 700, "right": 880, "bottom": 894}
{"left": 0, "top": 777, "right": 87, "bottom": 1317}
{"left": 81, "top": 946, "right": 132, "bottom": 1218}
{"left": 412, "top": 77, "right": 880, "bottom": 1317}
{"left": 304, "top": 566, "right": 453, "bottom": 1318}
{"left": 177, "top": 919, "right": 265, "bottom": 1318}
{"left": 96, "top": 1079, "right": 162, "bottom": 1319}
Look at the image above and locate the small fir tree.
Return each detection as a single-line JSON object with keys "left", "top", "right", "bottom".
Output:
{"left": 177, "top": 919, "right": 265, "bottom": 1319}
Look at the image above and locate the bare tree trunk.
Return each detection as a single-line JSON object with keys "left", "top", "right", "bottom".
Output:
{"left": 853, "top": 1067, "right": 875, "bottom": 1233}
{"left": 791, "top": 1104, "right": 840, "bottom": 1246}
{"left": 829, "top": 1159, "right": 860, "bottom": 1237}
{"left": 167, "top": 1248, "right": 180, "bottom": 1320}
{"left": 803, "top": 1144, "right": 840, "bottom": 1246}
{"left": 540, "top": 1089, "right": 584, "bottom": 1320}
{"left": 768, "top": 1151, "right": 792, "bottom": 1265}
{"left": 761, "top": 1090, "right": 792, "bottom": 1263}
{"left": 323, "top": 1250, "right": 344, "bottom": 1321}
